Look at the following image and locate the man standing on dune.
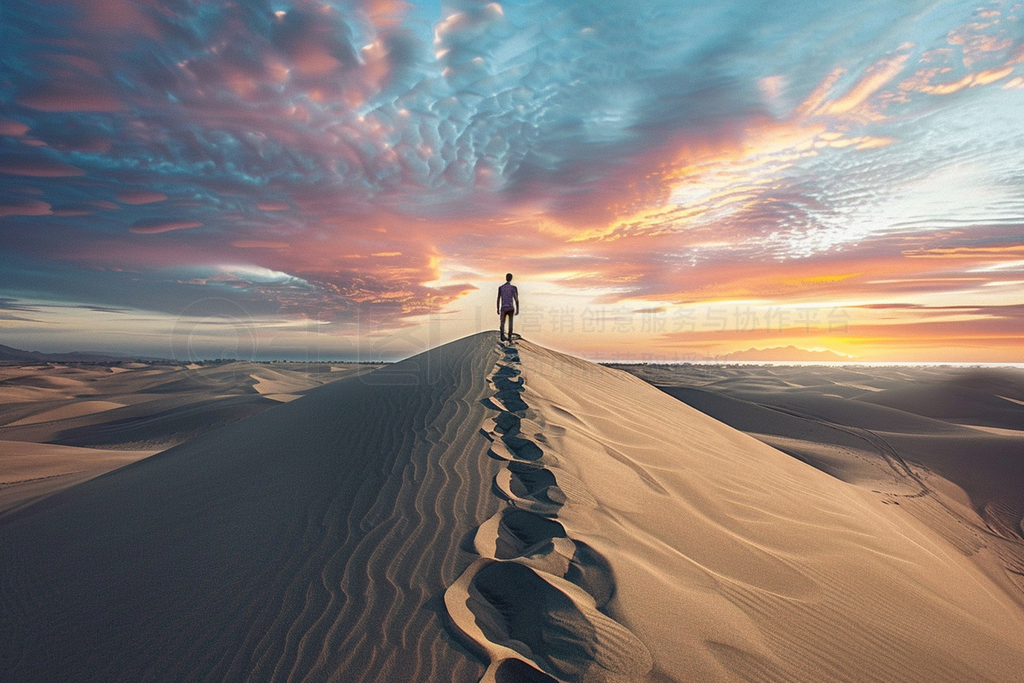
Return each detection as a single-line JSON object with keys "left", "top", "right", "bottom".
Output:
{"left": 497, "top": 273, "right": 519, "bottom": 342}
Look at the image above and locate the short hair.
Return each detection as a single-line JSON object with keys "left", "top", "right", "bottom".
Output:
{"left": 505, "top": 273, "right": 513, "bottom": 281}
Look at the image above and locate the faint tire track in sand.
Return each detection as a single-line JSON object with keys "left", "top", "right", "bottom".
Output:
{"left": 755, "top": 402, "right": 930, "bottom": 496}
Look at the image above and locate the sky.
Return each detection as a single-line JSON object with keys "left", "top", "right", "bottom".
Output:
{"left": 1, "top": 0, "right": 1023, "bottom": 362}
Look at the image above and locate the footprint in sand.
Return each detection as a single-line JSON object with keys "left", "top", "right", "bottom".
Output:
{"left": 450, "top": 559, "right": 652, "bottom": 683}
{"left": 491, "top": 411, "right": 521, "bottom": 436}
{"left": 472, "top": 508, "right": 615, "bottom": 608}
{"left": 476, "top": 507, "right": 567, "bottom": 559}
{"left": 494, "top": 461, "right": 566, "bottom": 513}
{"left": 492, "top": 374, "right": 525, "bottom": 393}
{"left": 489, "top": 658, "right": 560, "bottom": 682}
{"left": 490, "top": 434, "right": 544, "bottom": 461}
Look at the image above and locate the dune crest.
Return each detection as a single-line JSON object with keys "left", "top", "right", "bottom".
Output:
{"left": 445, "top": 341, "right": 653, "bottom": 682}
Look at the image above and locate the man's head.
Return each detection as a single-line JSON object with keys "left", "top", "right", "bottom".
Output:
{"left": 505, "top": 273, "right": 513, "bottom": 282}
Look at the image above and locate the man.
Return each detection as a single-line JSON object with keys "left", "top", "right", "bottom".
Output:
{"left": 496, "top": 273, "right": 519, "bottom": 342}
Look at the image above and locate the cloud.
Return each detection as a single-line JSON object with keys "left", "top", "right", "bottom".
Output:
{"left": 0, "top": 199, "right": 51, "bottom": 217}
{"left": 0, "top": 297, "right": 42, "bottom": 313}
{"left": 903, "top": 245, "right": 1024, "bottom": 259}
{"left": 0, "top": 156, "right": 86, "bottom": 177}
{"left": 16, "top": 84, "right": 124, "bottom": 113}
{"left": 0, "top": 118, "right": 30, "bottom": 136}
{"left": 129, "top": 219, "right": 204, "bottom": 234}
{"left": 0, "top": 0, "right": 1022, "bottom": 359}
{"left": 233, "top": 240, "right": 290, "bottom": 249}
{"left": 117, "top": 191, "right": 168, "bottom": 205}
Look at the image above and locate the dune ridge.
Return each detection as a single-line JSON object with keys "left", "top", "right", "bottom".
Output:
{"left": 444, "top": 340, "right": 652, "bottom": 682}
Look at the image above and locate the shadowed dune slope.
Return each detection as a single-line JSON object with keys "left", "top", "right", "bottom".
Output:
{"left": 0, "top": 334, "right": 503, "bottom": 683}
{"left": 857, "top": 378, "right": 1024, "bottom": 429}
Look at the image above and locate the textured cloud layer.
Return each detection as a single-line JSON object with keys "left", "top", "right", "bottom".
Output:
{"left": 1, "top": 0, "right": 1023, "bottom": 359}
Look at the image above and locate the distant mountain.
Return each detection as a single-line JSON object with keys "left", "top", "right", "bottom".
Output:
{"left": 0, "top": 343, "right": 159, "bottom": 363}
{"left": 720, "top": 346, "right": 853, "bottom": 362}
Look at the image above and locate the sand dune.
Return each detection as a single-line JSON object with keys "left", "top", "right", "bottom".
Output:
{"left": 616, "top": 362, "right": 1024, "bottom": 613}
{"left": 0, "top": 361, "right": 380, "bottom": 502}
{"left": 6, "top": 399, "right": 127, "bottom": 426}
{"left": 0, "top": 360, "right": 384, "bottom": 524}
{"left": 509, "top": 345, "right": 1024, "bottom": 681}
{"left": 2, "top": 336, "right": 1023, "bottom": 682}
{"left": 0, "top": 440, "right": 156, "bottom": 518}
{"left": 1, "top": 338, "right": 503, "bottom": 682}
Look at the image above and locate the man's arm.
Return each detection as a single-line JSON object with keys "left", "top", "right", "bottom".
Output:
{"left": 514, "top": 290, "right": 519, "bottom": 315}
{"left": 496, "top": 287, "right": 501, "bottom": 313}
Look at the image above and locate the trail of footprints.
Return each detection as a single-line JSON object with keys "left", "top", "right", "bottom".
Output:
{"left": 444, "top": 341, "right": 652, "bottom": 683}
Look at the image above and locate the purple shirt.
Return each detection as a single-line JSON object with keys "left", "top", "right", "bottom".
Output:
{"left": 498, "top": 282, "right": 517, "bottom": 310}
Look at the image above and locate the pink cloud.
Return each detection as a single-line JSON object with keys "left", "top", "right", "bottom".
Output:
{"left": 232, "top": 240, "right": 290, "bottom": 249}
{"left": 117, "top": 191, "right": 169, "bottom": 205}
{"left": 0, "top": 158, "right": 86, "bottom": 177}
{"left": 0, "top": 199, "right": 52, "bottom": 217}
{"left": 0, "top": 118, "right": 30, "bottom": 136}
{"left": 47, "top": 0, "right": 158, "bottom": 36}
{"left": 129, "top": 219, "right": 203, "bottom": 234}
{"left": 256, "top": 201, "right": 290, "bottom": 211}
{"left": 49, "top": 200, "right": 121, "bottom": 216}
{"left": 16, "top": 85, "right": 123, "bottom": 113}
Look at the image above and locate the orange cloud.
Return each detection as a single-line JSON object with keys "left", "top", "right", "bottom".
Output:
{"left": 232, "top": 241, "right": 290, "bottom": 249}
{"left": 917, "top": 66, "right": 1015, "bottom": 94}
{"left": 902, "top": 245, "right": 1024, "bottom": 258}
{"left": 782, "top": 272, "right": 864, "bottom": 286}
{"left": 825, "top": 52, "right": 912, "bottom": 115}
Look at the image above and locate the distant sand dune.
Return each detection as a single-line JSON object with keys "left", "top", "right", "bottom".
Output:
{"left": 6, "top": 399, "right": 126, "bottom": 426}
{"left": 620, "top": 363, "right": 1024, "bottom": 593}
{"left": 0, "top": 440, "right": 157, "bottom": 518}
